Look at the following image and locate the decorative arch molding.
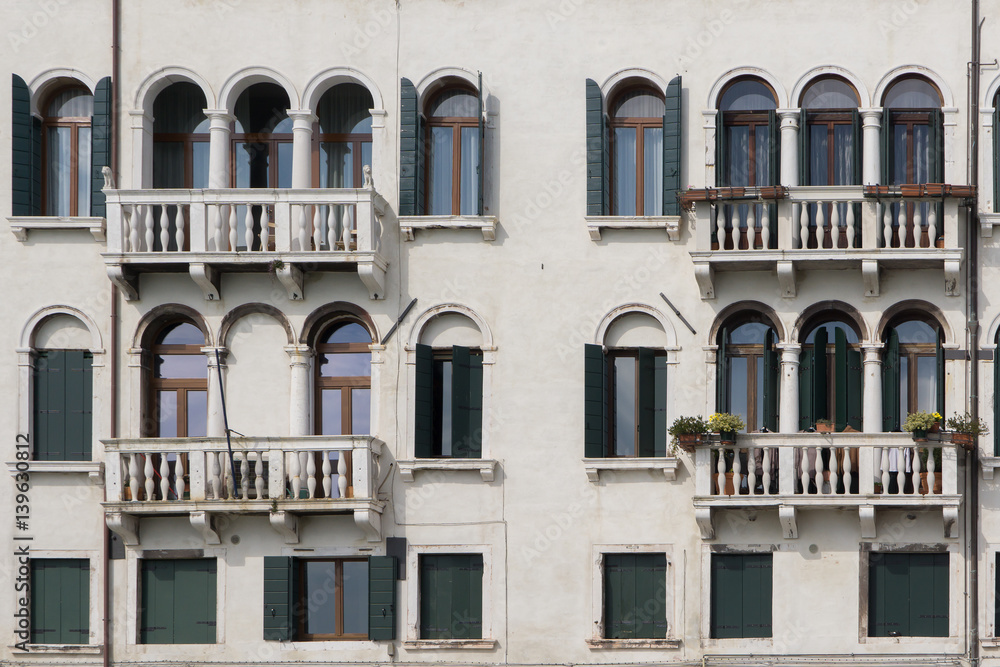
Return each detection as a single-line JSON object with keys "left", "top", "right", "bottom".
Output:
{"left": 874, "top": 299, "right": 953, "bottom": 343}
{"left": 707, "top": 66, "right": 788, "bottom": 109}
{"left": 302, "top": 67, "right": 385, "bottom": 113}
{"left": 132, "top": 304, "right": 213, "bottom": 349}
{"left": 874, "top": 65, "right": 954, "bottom": 108}
{"left": 594, "top": 303, "right": 678, "bottom": 349}
{"left": 29, "top": 68, "right": 98, "bottom": 116}
{"left": 407, "top": 303, "right": 494, "bottom": 349}
{"left": 790, "top": 300, "right": 870, "bottom": 343}
{"left": 133, "top": 66, "right": 217, "bottom": 112}
{"left": 218, "top": 303, "right": 294, "bottom": 347}
{"left": 20, "top": 305, "right": 103, "bottom": 352}
{"left": 219, "top": 66, "right": 300, "bottom": 112}
{"left": 984, "top": 74, "right": 1000, "bottom": 108}
{"left": 414, "top": 67, "right": 488, "bottom": 107}
{"left": 600, "top": 68, "right": 670, "bottom": 110}
{"left": 300, "top": 302, "right": 379, "bottom": 346}
{"left": 984, "top": 311, "right": 1000, "bottom": 349}
{"left": 791, "top": 66, "right": 871, "bottom": 108}
{"left": 707, "top": 300, "right": 787, "bottom": 346}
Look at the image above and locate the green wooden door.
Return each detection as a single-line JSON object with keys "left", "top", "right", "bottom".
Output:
{"left": 31, "top": 559, "right": 89, "bottom": 644}
{"left": 419, "top": 554, "right": 483, "bottom": 639}
{"left": 141, "top": 559, "right": 217, "bottom": 644}
{"left": 710, "top": 553, "right": 772, "bottom": 638}
{"left": 604, "top": 553, "right": 667, "bottom": 639}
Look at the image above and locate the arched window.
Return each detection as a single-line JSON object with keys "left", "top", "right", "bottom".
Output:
{"left": 153, "top": 82, "right": 209, "bottom": 189}
{"left": 716, "top": 318, "right": 779, "bottom": 432}
{"left": 716, "top": 79, "right": 779, "bottom": 249}
{"left": 426, "top": 86, "right": 480, "bottom": 216}
{"left": 42, "top": 87, "right": 93, "bottom": 216}
{"left": 882, "top": 317, "right": 943, "bottom": 431}
{"left": 149, "top": 322, "right": 207, "bottom": 437}
{"left": 610, "top": 86, "right": 665, "bottom": 216}
{"left": 799, "top": 319, "right": 862, "bottom": 431}
{"left": 316, "top": 321, "right": 372, "bottom": 435}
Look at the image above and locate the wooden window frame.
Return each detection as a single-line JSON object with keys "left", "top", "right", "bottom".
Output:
{"left": 805, "top": 111, "right": 854, "bottom": 185}
{"left": 312, "top": 130, "right": 372, "bottom": 188}
{"left": 725, "top": 343, "right": 764, "bottom": 433}
{"left": 899, "top": 343, "right": 937, "bottom": 415}
{"left": 296, "top": 558, "right": 368, "bottom": 641}
{"left": 41, "top": 87, "right": 92, "bottom": 217}
{"left": 314, "top": 323, "right": 372, "bottom": 436}
{"left": 723, "top": 112, "right": 771, "bottom": 187}
{"left": 606, "top": 349, "right": 665, "bottom": 457}
{"left": 609, "top": 86, "right": 664, "bottom": 216}
{"left": 153, "top": 132, "right": 210, "bottom": 190}
{"left": 148, "top": 327, "right": 207, "bottom": 438}
{"left": 430, "top": 347, "right": 482, "bottom": 457}
{"left": 425, "top": 87, "right": 479, "bottom": 215}
{"left": 889, "top": 110, "right": 934, "bottom": 185}
{"left": 229, "top": 130, "right": 294, "bottom": 188}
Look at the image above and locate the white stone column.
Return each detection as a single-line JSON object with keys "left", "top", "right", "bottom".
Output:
{"left": 128, "top": 110, "right": 153, "bottom": 189}
{"left": 287, "top": 110, "right": 318, "bottom": 189}
{"left": 204, "top": 110, "right": 234, "bottom": 189}
{"left": 127, "top": 348, "right": 146, "bottom": 438}
{"left": 703, "top": 110, "right": 718, "bottom": 186}
{"left": 861, "top": 109, "right": 882, "bottom": 185}
{"left": 204, "top": 347, "right": 228, "bottom": 437}
{"left": 779, "top": 345, "right": 801, "bottom": 433}
{"left": 286, "top": 345, "right": 313, "bottom": 436}
{"left": 862, "top": 345, "right": 883, "bottom": 432}
{"left": 777, "top": 109, "right": 799, "bottom": 187}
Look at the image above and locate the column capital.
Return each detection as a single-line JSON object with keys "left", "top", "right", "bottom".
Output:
{"left": 286, "top": 109, "right": 319, "bottom": 126}
{"left": 861, "top": 344, "right": 883, "bottom": 363}
{"left": 203, "top": 109, "right": 235, "bottom": 126}
{"left": 128, "top": 109, "right": 153, "bottom": 128}
{"left": 202, "top": 346, "right": 229, "bottom": 366}
{"left": 778, "top": 344, "right": 802, "bottom": 360}
{"left": 285, "top": 344, "right": 313, "bottom": 360}
{"left": 776, "top": 108, "right": 801, "bottom": 125}
{"left": 859, "top": 108, "right": 883, "bottom": 124}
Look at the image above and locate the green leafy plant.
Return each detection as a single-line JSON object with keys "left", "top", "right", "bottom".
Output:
{"left": 708, "top": 412, "right": 745, "bottom": 434}
{"left": 669, "top": 415, "right": 709, "bottom": 438}
{"left": 902, "top": 410, "right": 942, "bottom": 433}
{"left": 946, "top": 411, "right": 989, "bottom": 436}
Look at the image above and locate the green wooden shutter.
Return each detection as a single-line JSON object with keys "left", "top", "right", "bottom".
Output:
{"left": 141, "top": 559, "right": 217, "bottom": 644}
{"left": 450, "top": 346, "right": 482, "bottom": 458}
{"left": 995, "top": 335, "right": 1000, "bottom": 455}
{"left": 67, "top": 351, "right": 93, "bottom": 460}
{"left": 813, "top": 327, "right": 828, "bottom": 423}
{"left": 604, "top": 554, "right": 667, "bottom": 639}
{"left": 908, "top": 553, "right": 948, "bottom": 636}
{"left": 851, "top": 108, "right": 863, "bottom": 244}
{"left": 31, "top": 559, "right": 89, "bottom": 644}
{"left": 414, "top": 344, "right": 434, "bottom": 458}
{"left": 716, "top": 328, "right": 729, "bottom": 413}
{"left": 834, "top": 328, "right": 848, "bottom": 431}
{"left": 654, "top": 356, "right": 668, "bottom": 456}
{"left": 420, "top": 555, "right": 483, "bottom": 640}
{"left": 586, "top": 79, "right": 605, "bottom": 216}
{"left": 743, "top": 553, "right": 772, "bottom": 638}
{"left": 847, "top": 346, "right": 863, "bottom": 431}
{"left": 399, "top": 79, "right": 419, "bottom": 216}
{"left": 637, "top": 348, "right": 657, "bottom": 457}
{"left": 762, "top": 330, "right": 778, "bottom": 432}
{"left": 882, "top": 329, "right": 900, "bottom": 431}
{"left": 35, "top": 350, "right": 93, "bottom": 461}
{"left": 584, "top": 344, "right": 608, "bottom": 458}
{"left": 12, "top": 74, "right": 37, "bottom": 216}
{"left": 869, "top": 553, "right": 948, "bottom": 637}
{"left": 91, "top": 76, "right": 112, "bottom": 218}
{"left": 477, "top": 72, "right": 485, "bottom": 216}
{"left": 263, "top": 556, "right": 293, "bottom": 641}
{"left": 368, "top": 556, "right": 397, "bottom": 640}
{"left": 716, "top": 109, "right": 727, "bottom": 187}
{"left": 995, "top": 106, "right": 1000, "bottom": 212}
{"left": 662, "top": 76, "right": 681, "bottom": 216}
{"left": 798, "top": 347, "right": 815, "bottom": 431}
{"left": 799, "top": 109, "right": 810, "bottom": 185}
{"left": 935, "top": 327, "right": 945, "bottom": 417}
{"left": 711, "top": 553, "right": 772, "bottom": 639}
{"left": 881, "top": 110, "right": 893, "bottom": 185}
{"left": 766, "top": 109, "right": 779, "bottom": 246}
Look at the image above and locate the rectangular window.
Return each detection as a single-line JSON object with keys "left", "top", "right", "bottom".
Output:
{"left": 710, "top": 553, "right": 772, "bottom": 638}
{"left": 33, "top": 350, "right": 92, "bottom": 461}
{"left": 415, "top": 345, "right": 483, "bottom": 458}
{"left": 603, "top": 553, "right": 667, "bottom": 639}
{"left": 140, "top": 558, "right": 217, "bottom": 644}
{"left": 419, "top": 554, "right": 483, "bottom": 640}
{"left": 868, "top": 552, "right": 948, "bottom": 637}
{"left": 297, "top": 559, "right": 369, "bottom": 640}
{"left": 30, "top": 559, "right": 89, "bottom": 644}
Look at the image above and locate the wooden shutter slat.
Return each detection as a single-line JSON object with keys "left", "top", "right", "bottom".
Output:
{"left": 847, "top": 347, "right": 863, "bottom": 431}
{"left": 882, "top": 329, "right": 900, "bottom": 431}
{"left": 636, "top": 349, "right": 657, "bottom": 457}
{"left": 935, "top": 327, "right": 945, "bottom": 416}
{"left": 399, "top": 78, "right": 419, "bottom": 216}
{"left": 585, "top": 79, "right": 604, "bottom": 216}
{"left": 12, "top": 74, "right": 37, "bottom": 216}
{"left": 450, "top": 346, "right": 482, "bottom": 458}
{"left": 763, "top": 329, "right": 778, "bottom": 431}
{"left": 716, "top": 327, "right": 728, "bottom": 413}
{"left": 91, "top": 76, "right": 112, "bottom": 218}
{"left": 834, "top": 328, "right": 848, "bottom": 431}
{"left": 662, "top": 76, "right": 682, "bottom": 216}
{"left": 368, "top": 556, "right": 396, "bottom": 640}
{"left": 414, "top": 344, "right": 434, "bottom": 458}
{"left": 799, "top": 109, "right": 810, "bottom": 186}
{"left": 653, "top": 356, "right": 668, "bottom": 457}
{"left": 798, "top": 347, "right": 815, "bottom": 431}
{"left": 813, "top": 327, "right": 828, "bottom": 423}
{"left": 584, "top": 344, "right": 608, "bottom": 458}
{"left": 263, "top": 556, "right": 293, "bottom": 641}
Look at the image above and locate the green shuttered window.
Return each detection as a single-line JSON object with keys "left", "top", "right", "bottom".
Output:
{"left": 31, "top": 559, "right": 89, "bottom": 644}
{"left": 91, "top": 77, "right": 112, "bottom": 218}
{"left": 414, "top": 344, "right": 483, "bottom": 458}
{"left": 603, "top": 553, "right": 667, "bottom": 639}
{"left": 868, "top": 552, "right": 948, "bottom": 637}
{"left": 12, "top": 74, "right": 40, "bottom": 216}
{"left": 140, "top": 559, "right": 217, "bottom": 644}
{"left": 710, "top": 553, "right": 772, "bottom": 639}
{"left": 798, "top": 324, "right": 862, "bottom": 431}
{"left": 33, "top": 350, "right": 92, "bottom": 461}
{"left": 419, "top": 554, "right": 483, "bottom": 640}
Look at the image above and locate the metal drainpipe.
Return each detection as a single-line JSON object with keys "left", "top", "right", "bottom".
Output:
{"left": 968, "top": 1, "right": 981, "bottom": 665}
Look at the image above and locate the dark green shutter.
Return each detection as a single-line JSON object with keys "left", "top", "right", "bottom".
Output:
{"left": 716, "top": 328, "right": 729, "bottom": 413}
{"left": 881, "top": 110, "right": 893, "bottom": 185}
{"left": 477, "top": 71, "right": 485, "bottom": 216}
{"left": 31, "top": 559, "right": 89, "bottom": 644}
{"left": 12, "top": 74, "right": 39, "bottom": 216}
{"left": 799, "top": 109, "right": 810, "bottom": 185}
{"left": 34, "top": 350, "right": 93, "bottom": 461}
{"left": 141, "top": 559, "right": 217, "bottom": 644}
{"left": 91, "top": 76, "right": 112, "bottom": 218}
{"left": 414, "top": 343, "right": 434, "bottom": 458}
{"left": 834, "top": 328, "right": 848, "bottom": 431}
{"left": 766, "top": 109, "right": 779, "bottom": 246}
{"left": 653, "top": 355, "right": 668, "bottom": 456}
{"left": 399, "top": 79, "right": 419, "bottom": 216}
{"left": 451, "top": 346, "right": 482, "bottom": 458}
{"left": 995, "top": 106, "right": 1000, "bottom": 213}
{"left": 586, "top": 79, "right": 605, "bottom": 216}
{"left": 636, "top": 348, "right": 656, "bottom": 457}
{"left": 995, "top": 333, "right": 1000, "bottom": 455}
{"left": 584, "top": 344, "right": 608, "bottom": 458}
{"left": 263, "top": 556, "right": 293, "bottom": 641}
{"left": 935, "top": 327, "right": 945, "bottom": 417}
{"left": 716, "top": 109, "right": 727, "bottom": 187}
{"left": 798, "top": 347, "right": 815, "bottom": 431}
{"left": 420, "top": 555, "right": 483, "bottom": 640}
{"left": 368, "top": 556, "right": 397, "bottom": 640}
{"left": 847, "top": 346, "right": 863, "bottom": 431}
{"left": 869, "top": 553, "right": 948, "bottom": 637}
{"left": 604, "top": 554, "right": 667, "bottom": 639}
{"left": 813, "top": 327, "right": 828, "bottom": 423}
{"left": 762, "top": 329, "right": 778, "bottom": 432}
{"left": 882, "top": 329, "right": 900, "bottom": 431}
{"left": 711, "top": 554, "right": 772, "bottom": 639}
{"left": 851, "top": 108, "right": 863, "bottom": 244}
{"left": 662, "top": 76, "right": 682, "bottom": 216}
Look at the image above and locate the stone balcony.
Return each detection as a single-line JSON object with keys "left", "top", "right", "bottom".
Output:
{"left": 692, "top": 432, "right": 961, "bottom": 540}
{"left": 101, "top": 435, "right": 384, "bottom": 546}
{"left": 102, "top": 177, "right": 388, "bottom": 301}
{"left": 688, "top": 185, "right": 966, "bottom": 299}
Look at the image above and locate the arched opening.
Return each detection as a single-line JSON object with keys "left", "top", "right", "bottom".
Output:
{"left": 609, "top": 85, "right": 665, "bottom": 216}
{"left": 42, "top": 86, "right": 93, "bottom": 216}
{"left": 425, "top": 84, "right": 480, "bottom": 216}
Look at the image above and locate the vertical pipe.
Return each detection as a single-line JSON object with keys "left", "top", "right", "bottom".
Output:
{"left": 968, "top": 2, "right": 981, "bottom": 665}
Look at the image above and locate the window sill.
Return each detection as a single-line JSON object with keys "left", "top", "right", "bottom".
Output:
{"left": 981, "top": 638, "right": 1000, "bottom": 648}
{"left": 399, "top": 215, "right": 497, "bottom": 242}
{"left": 13, "top": 644, "right": 103, "bottom": 654}
{"left": 6, "top": 461, "right": 103, "bottom": 485}
{"left": 583, "top": 457, "right": 679, "bottom": 482}
{"left": 278, "top": 639, "right": 384, "bottom": 651}
{"left": 981, "top": 456, "right": 1000, "bottom": 480}
{"left": 585, "top": 215, "right": 681, "bottom": 241}
{"left": 586, "top": 638, "right": 681, "bottom": 649}
{"left": 398, "top": 459, "right": 497, "bottom": 483}
{"left": 8, "top": 216, "right": 106, "bottom": 242}
{"left": 402, "top": 639, "right": 497, "bottom": 650}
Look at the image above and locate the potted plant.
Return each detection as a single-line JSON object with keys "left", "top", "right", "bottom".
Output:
{"left": 903, "top": 410, "right": 942, "bottom": 441}
{"left": 815, "top": 418, "right": 834, "bottom": 433}
{"left": 946, "top": 411, "right": 989, "bottom": 450}
{"left": 708, "top": 412, "right": 745, "bottom": 444}
{"left": 669, "top": 415, "right": 709, "bottom": 453}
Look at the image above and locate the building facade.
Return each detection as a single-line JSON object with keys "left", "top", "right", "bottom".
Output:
{"left": 2, "top": 1, "right": 998, "bottom": 666}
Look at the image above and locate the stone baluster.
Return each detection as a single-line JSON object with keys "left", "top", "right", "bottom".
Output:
{"left": 210, "top": 451, "right": 222, "bottom": 500}
{"left": 759, "top": 207, "right": 770, "bottom": 250}
{"left": 144, "top": 454, "right": 155, "bottom": 501}
{"left": 881, "top": 203, "right": 892, "bottom": 249}
{"left": 244, "top": 206, "right": 254, "bottom": 251}
{"left": 227, "top": 206, "right": 237, "bottom": 252}
{"left": 176, "top": 454, "right": 185, "bottom": 501}
{"left": 159, "top": 454, "right": 170, "bottom": 501}
{"left": 307, "top": 452, "right": 317, "bottom": 499}
{"left": 799, "top": 203, "right": 810, "bottom": 249}
{"left": 312, "top": 206, "right": 322, "bottom": 251}
{"left": 746, "top": 444, "right": 757, "bottom": 495}
{"left": 326, "top": 206, "right": 336, "bottom": 250}
{"left": 897, "top": 202, "right": 907, "bottom": 248}
{"left": 927, "top": 204, "right": 937, "bottom": 249}
{"left": 143, "top": 205, "right": 154, "bottom": 252}
{"left": 341, "top": 207, "right": 352, "bottom": 250}
{"left": 176, "top": 205, "right": 186, "bottom": 251}
{"left": 816, "top": 201, "right": 825, "bottom": 248}
{"left": 911, "top": 445, "right": 922, "bottom": 496}
{"left": 830, "top": 202, "right": 841, "bottom": 248}
{"left": 211, "top": 204, "right": 223, "bottom": 251}
{"left": 846, "top": 203, "right": 856, "bottom": 248}
{"left": 732, "top": 446, "right": 743, "bottom": 494}
{"left": 289, "top": 450, "right": 301, "bottom": 499}
{"left": 927, "top": 445, "right": 937, "bottom": 495}
{"left": 129, "top": 453, "right": 141, "bottom": 501}
{"left": 813, "top": 447, "right": 824, "bottom": 494}
{"left": 240, "top": 453, "right": 250, "bottom": 500}
{"left": 716, "top": 449, "right": 726, "bottom": 495}
{"left": 761, "top": 447, "right": 771, "bottom": 495}
{"left": 323, "top": 452, "right": 333, "bottom": 498}
{"left": 843, "top": 448, "right": 852, "bottom": 495}
{"left": 297, "top": 205, "right": 308, "bottom": 251}
{"left": 254, "top": 452, "right": 265, "bottom": 499}
{"left": 159, "top": 205, "right": 170, "bottom": 251}
{"left": 338, "top": 452, "right": 349, "bottom": 498}
{"left": 124, "top": 205, "right": 136, "bottom": 251}
{"left": 800, "top": 448, "right": 811, "bottom": 494}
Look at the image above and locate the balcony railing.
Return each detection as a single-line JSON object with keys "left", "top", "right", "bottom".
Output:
{"left": 102, "top": 435, "right": 385, "bottom": 544}
{"left": 692, "top": 433, "right": 960, "bottom": 540}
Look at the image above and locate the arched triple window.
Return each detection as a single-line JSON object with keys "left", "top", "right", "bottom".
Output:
{"left": 610, "top": 86, "right": 664, "bottom": 216}
{"left": 716, "top": 317, "right": 779, "bottom": 433}
{"left": 426, "top": 85, "right": 481, "bottom": 216}
{"left": 315, "top": 321, "right": 372, "bottom": 436}
{"left": 798, "top": 319, "right": 862, "bottom": 431}
{"left": 149, "top": 322, "right": 207, "bottom": 437}
{"left": 42, "top": 87, "right": 94, "bottom": 217}
{"left": 882, "top": 317, "right": 943, "bottom": 431}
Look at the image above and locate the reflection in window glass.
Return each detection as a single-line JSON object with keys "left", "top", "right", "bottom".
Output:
{"left": 304, "top": 561, "right": 338, "bottom": 635}
{"left": 342, "top": 561, "right": 369, "bottom": 635}
{"left": 322, "top": 389, "right": 343, "bottom": 434}
{"left": 187, "top": 390, "right": 207, "bottom": 437}
{"left": 614, "top": 357, "right": 636, "bottom": 456}
{"left": 615, "top": 128, "right": 637, "bottom": 216}
{"left": 460, "top": 127, "right": 479, "bottom": 215}
{"left": 644, "top": 127, "right": 663, "bottom": 214}
{"left": 351, "top": 389, "right": 371, "bottom": 434}
{"left": 730, "top": 357, "right": 748, "bottom": 430}
{"left": 428, "top": 126, "right": 453, "bottom": 215}
{"left": 158, "top": 392, "right": 177, "bottom": 438}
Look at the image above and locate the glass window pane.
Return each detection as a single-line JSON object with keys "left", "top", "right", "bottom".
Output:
{"left": 361, "top": 142, "right": 372, "bottom": 176}
{"left": 613, "top": 89, "right": 665, "bottom": 118}
{"left": 644, "top": 126, "right": 662, "bottom": 214}
{"left": 614, "top": 357, "right": 636, "bottom": 456}
{"left": 614, "top": 127, "right": 637, "bottom": 216}
{"left": 729, "top": 322, "right": 769, "bottom": 345}
{"left": 153, "top": 142, "right": 186, "bottom": 188}
{"left": 158, "top": 322, "right": 204, "bottom": 345}
{"left": 158, "top": 391, "right": 177, "bottom": 437}
{"left": 895, "top": 320, "right": 936, "bottom": 344}
{"left": 320, "top": 142, "right": 350, "bottom": 188}
{"left": 809, "top": 124, "right": 829, "bottom": 186}
{"left": 729, "top": 357, "right": 749, "bottom": 432}
{"left": 351, "top": 389, "right": 371, "bottom": 435}
{"left": 277, "top": 142, "right": 293, "bottom": 188}
{"left": 801, "top": 79, "right": 858, "bottom": 109}
{"left": 186, "top": 390, "right": 207, "bottom": 437}
{"left": 234, "top": 143, "right": 252, "bottom": 188}
{"left": 47, "top": 89, "right": 93, "bottom": 117}
{"left": 428, "top": 127, "right": 453, "bottom": 215}
{"left": 427, "top": 89, "right": 477, "bottom": 118}
{"left": 323, "top": 322, "right": 371, "bottom": 344}
{"left": 833, "top": 124, "right": 854, "bottom": 185}
{"left": 321, "top": 389, "right": 343, "bottom": 435}
{"left": 460, "top": 126, "right": 479, "bottom": 215}
{"left": 319, "top": 352, "right": 371, "bottom": 377}
{"left": 77, "top": 127, "right": 91, "bottom": 214}
{"left": 155, "top": 354, "right": 206, "bottom": 379}
{"left": 233, "top": 83, "right": 290, "bottom": 134}
{"left": 47, "top": 126, "right": 71, "bottom": 216}
{"left": 899, "top": 356, "right": 909, "bottom": 417}
{"left": 884, "top": 78, "right": 940, "bottom": 109}
{"left": 318, "top": 83, "right": 374, "bottom": 134}
{"left": 720, "top": 80, "right": 777, "bottom": 111}
{"left": 893, "top": 124, "right": 908, "bottom": 185}
{"left": 153, "top": 82, "right": 208, "bottom": 133}
{"left": 755, "top": 357, "right": 764, "bottom": 430}
{"left": 342, "top": 561, "right": 369, "bottom": 635}
{"left": 193, "top": 142, "right": 210, "bottom": 188}
{"left": 755, "top": 125, "right": 770, "bottom": 186}
{"left": 805, "top": 322, "right": 859, "bottom": 344}
{"left": 916, "top": 356, "right": 937, "bottom": 413}
{"left": 912, "top": 125, "right": 930, "bottom": 183}
{"left": 726, "top": 126, "right": 750, "bottom": 187}
{"left": 304, "top": 561, "right": 338, "bottom": 635}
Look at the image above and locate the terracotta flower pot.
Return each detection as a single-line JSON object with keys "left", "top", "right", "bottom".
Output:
{"left": 816, "top": 422, "right": 834, "bottom": 433}
{"left": 677, "top": 434, "right": 701, "bottom": 453}
{"left": 952, "top": 432, "right": 975, "bottom": 450}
